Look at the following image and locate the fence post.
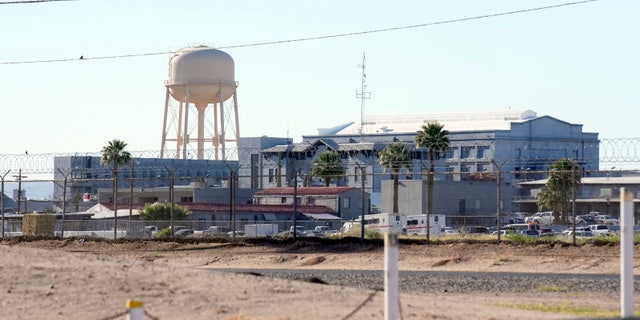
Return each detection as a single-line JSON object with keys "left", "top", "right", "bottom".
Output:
{"left": 126, "top": 300, "right": 144, "bottom": 320}
{"left": 620, "top": 188, "right": 634, "bottom": 319}
{"left": 384, "top": 232, "right": 399, "bottom": 320}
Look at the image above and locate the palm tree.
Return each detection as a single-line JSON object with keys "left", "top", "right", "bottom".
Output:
{"left": 378, "top": 142, "right": 411, "bottom": 213}
{"left": 100, "top": 139, "right": 132, "bottom": 239}
{"left": 537, "top": 158, "right": 581, "bottom": 224}
{"left": 415, "top": 123, "right": 450, "bottom": 242}
{"left": 139, "top": 202, "right": 191, "bottom": 221}
{"left": 311, "top": 151, "right": 345, "bottom": 186}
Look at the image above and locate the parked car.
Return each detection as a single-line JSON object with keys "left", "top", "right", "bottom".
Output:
{"left": 227, "top": 230, "right": 245, "bottom": 238}
{"left": 521, "top": 229, "right": 540, "bottom": 238}
{"left": 561, "top": 229, "right": 595, "bottom": 238}
{"left": 442, "top": 227, "right": 460, "bottom": 235}
{"left": 524, "top": 212, "right": 554, "bottom": 225}
{"left": 461, "top": 226, "right": 490, "bottom": 235}
{"left": 539, "top": 227, "right": 555, "bottom": 237}
{"left": 588, "top": 224, "right": 611, "bottom": 236}
{"left": 174, "top": 228, "right": 195, "bottom": 237}
{"left": 595, "top": 215, "right": 619, "bottom": 225}
{"left": 490, "top": 230, "right": 510, "bottom": 237}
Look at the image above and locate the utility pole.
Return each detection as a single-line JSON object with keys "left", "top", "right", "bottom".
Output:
{"left": 1, "top": 170, "right": 10, "bottom": 238}
{"left": 292, "top": 160, "right": 298, "bottom": 241}
{"left": 57, "top": 169, "right": 72, "bottom": 239}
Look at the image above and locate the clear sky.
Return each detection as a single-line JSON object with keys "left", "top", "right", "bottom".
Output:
{"left": 1, "top": 0, "right": 638, "bottom": 155}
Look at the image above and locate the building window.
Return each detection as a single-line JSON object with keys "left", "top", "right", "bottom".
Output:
{"left": 477, "top": 146, "right": 489, "bottom": 159}
{"left": 180, "top": 196, "right": 193, "bottom": 202}
{"left": 281, "top": 197, "right": 287, "bottom": 204}
{"left": 343, "top": 197, "right": 351, "bottom": 208}
{"left": 268, "top": 168, "right": 274, "bottom": 183}
{"left": 354, "top": 167, "right": 360, "bottom": 182}
{"left": 461, "top": 146, "right": 474, "bottom": 159}
{"left": 446, "top": 147, "right": 458, "bottom": 159}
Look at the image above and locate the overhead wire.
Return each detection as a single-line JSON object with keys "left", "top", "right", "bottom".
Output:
{"left": 0, "top": 0, "right": 600, "bottom": 65}
{"left": 0, "top": 0, "right": 79, "bottom": 4}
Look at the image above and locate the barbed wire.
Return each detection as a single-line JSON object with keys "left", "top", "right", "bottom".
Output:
{"left": 0, "top": 137, "right": 639, "bottom": 175}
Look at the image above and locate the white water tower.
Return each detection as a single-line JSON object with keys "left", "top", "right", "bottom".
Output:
{"left": 160, "top": 46, "right": 239, "bottom": 160}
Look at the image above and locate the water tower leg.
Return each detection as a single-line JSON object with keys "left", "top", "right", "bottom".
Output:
{"left": 233, "top": 91, "right": 240, "bottom": 152}
{"left": 182, "top": 89, "right": 191, "bottom": 159}
{"left": 160, "top": 89, "right": 171, "bottom": 158}
{"left": 219, "top": 89, "right": 226, "bottom": 160}
{"left": 213, "top": 102, "right": 219, "bottom": 160}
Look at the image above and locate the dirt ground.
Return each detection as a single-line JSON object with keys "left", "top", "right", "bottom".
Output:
{"left": 0, "top": 237, "right": 636, "bottom": 320}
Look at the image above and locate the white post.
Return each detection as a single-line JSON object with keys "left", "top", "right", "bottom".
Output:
{"left": 384, "top": 233, "right": 399, "bottom": 320}
{"left": 620, "top": 188, "right": 634, "bottom": 319}
{"left": 127, "top": 300, "right": 144, "bottom": 320}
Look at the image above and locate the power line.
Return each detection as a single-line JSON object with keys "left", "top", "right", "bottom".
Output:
{"left": 0, "top": 0, "right": 600, "bottom": 65}
{"left": 0, "top": 0, "right": 80, "bottom": 4}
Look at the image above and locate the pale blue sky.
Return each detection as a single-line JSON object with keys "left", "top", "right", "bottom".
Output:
{"left": 1, "top": 0, "right": 637, "bottom": 155}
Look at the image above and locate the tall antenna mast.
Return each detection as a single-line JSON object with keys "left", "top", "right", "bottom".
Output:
{"left": 356, "top": 52, "right": 371, "bottom": 136}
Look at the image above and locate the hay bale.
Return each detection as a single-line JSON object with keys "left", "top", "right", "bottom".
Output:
{"left": 22, "top": 214, "right": 56, "bottom": 236}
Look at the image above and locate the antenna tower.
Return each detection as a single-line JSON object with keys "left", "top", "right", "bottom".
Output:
{"left": 356, "top": 52, "right": 371, "bottom": 136}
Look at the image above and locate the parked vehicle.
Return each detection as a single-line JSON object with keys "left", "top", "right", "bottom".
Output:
{"left": 521, "top": 229, "right": 540, "bottom": 238}
{"left": 561, "top": 229, "right": 594, "bottom": 238}
{"left": 174, "top": 229, "right": 195, "bottom": 237}
{"left": 227, "top": 230, "right": 245, "bottom": 238}
{"left": 311, "top": 226, "right": 331, "bottom": 237}
{"left": 442, "top": 227, "right": 459, "bottom": 236}
{"left": 203, "top": 226, "right": 231, "bottom": 238}
{"left": 595, "top": 215, "right": 619, "bottom": 225}
{"left": 460, "top": 226, "right": 490, "bottom": 235}
{"left": 588, "top": 224, "right": 611, "bottom": 236}
{"left": 524, "top": 212, "right": 554, "bottom": 225}
{"left": 539, "top": 227, "right": 555, "bottom": 237}
{"left": 244, "top": 224, "right": 278, "bottom": 238}
{"left": 289, "top": 225, "right": 308, "bottom": 236}
{"left": 503, "top": 223, "right": 539, "bottom": 233}
{"left": 405, "top": 214, "right": 446, "bottom": 236}
{"left": 350, "top": 212, "right": 407, "bottom": 234}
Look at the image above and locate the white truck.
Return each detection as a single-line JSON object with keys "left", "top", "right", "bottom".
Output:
{"left": 405, "top": 214, "right": 446, "bottom": 236}
{"left": 344, "top": 213, "right": 407, "bottom": 234}
{"left": 244, "top": 224, "right": 279, "bottom": 238}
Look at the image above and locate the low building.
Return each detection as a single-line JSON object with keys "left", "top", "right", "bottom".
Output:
{"left": 252, "top": 186, "right": 369, "bottom": 221}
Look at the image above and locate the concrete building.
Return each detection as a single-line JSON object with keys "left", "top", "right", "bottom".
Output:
{"left": 256, "top": 110, "right": 600, "bottom": 216}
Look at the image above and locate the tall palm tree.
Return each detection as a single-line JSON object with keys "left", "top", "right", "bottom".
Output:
{"left": 311, "top": 151, "right": 345, "bottom": 186}
{"left": 100, "top": 139, "right": 132, "bottom": 239}
{"left": 378, "top": 142, "right": 411, "bottom": 214}
{"left": 415, "top": 123, "right": 450, "bottom": 243}
{"left": 537, "top": 158, "right": 581, "bottom": 224}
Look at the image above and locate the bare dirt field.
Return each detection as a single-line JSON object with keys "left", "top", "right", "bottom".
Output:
{"left": 0, "top": 237, "right": 636, "bottom": 319}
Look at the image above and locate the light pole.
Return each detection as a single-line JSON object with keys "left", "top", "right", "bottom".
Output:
{"left": 491, "top": 159, "right": 507, "bottom": 243}
{"left": 57, "top": 169, "right": 72, "bottom": 239}
{"left": 128, "top": 159, "right": 136, "bottom": 235}
{"left": 164, "top": 167, "right": 175, "bottom": 236}
{"left": 355, "top": 162, "right": 367, "bottom": 243}
{"left": 1, "top": 170, "right": 10, "bottom": 238}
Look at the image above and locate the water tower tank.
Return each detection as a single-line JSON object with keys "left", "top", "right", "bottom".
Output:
{"left": 167, "top": 47, "right": 236, "bottom": 105}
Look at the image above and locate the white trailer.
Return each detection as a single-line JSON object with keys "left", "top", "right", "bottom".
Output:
{"left": 244, "top": 224, "right": 279, "bottom": 238}
{"left": 405, "top": 214, "right": 446, "bottom": 237}
{"left": 351, "top": 213, "right": 407, "bottom": 234}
